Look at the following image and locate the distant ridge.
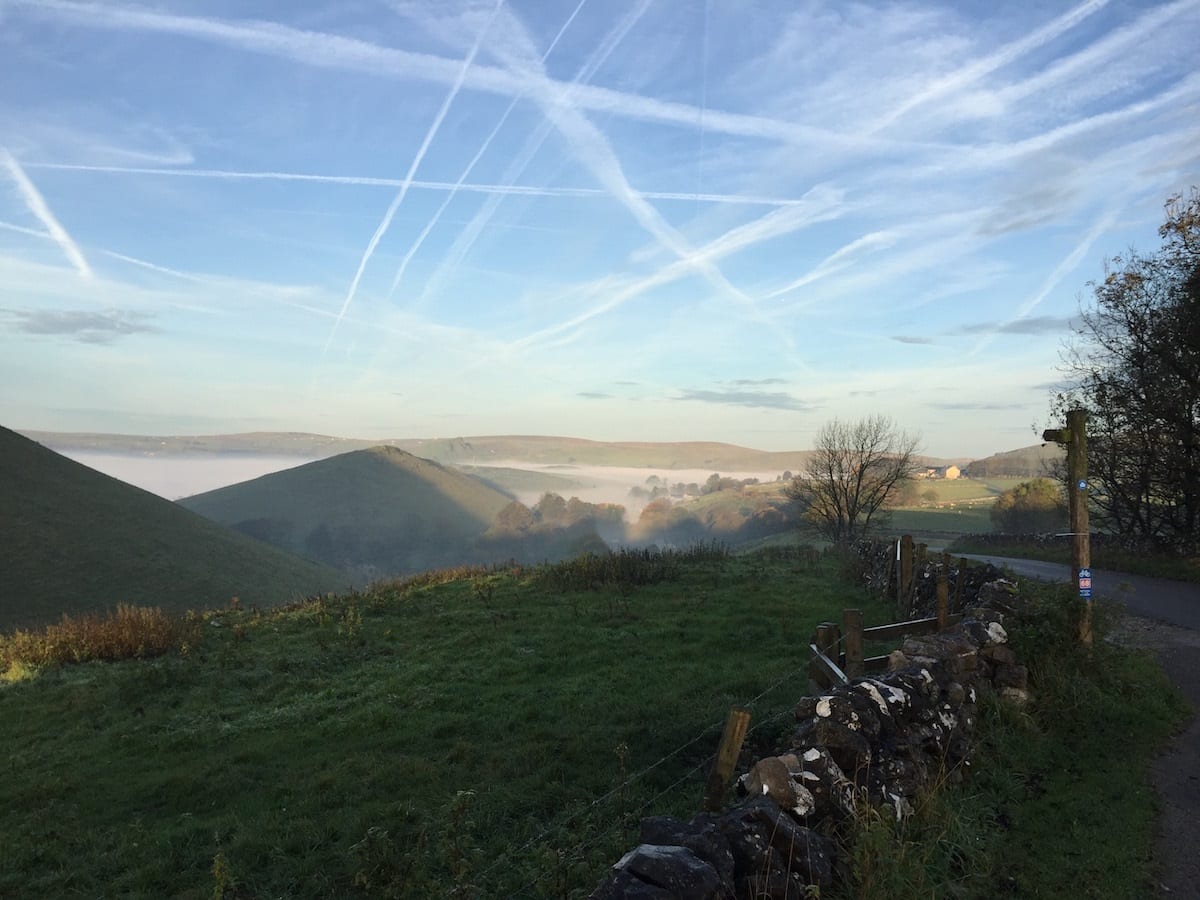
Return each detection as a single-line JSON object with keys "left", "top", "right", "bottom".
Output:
{"left": 0, "top": 426, "right": 347, "bottom": 629}
{"left": 23, "top": 430, "right": 818, "bottom": 472}
{"left": 967, "top": 444, "right": 1065, "bottom": 478}
{"left": 178, "top": 446, "right": 514, "bottom": 579}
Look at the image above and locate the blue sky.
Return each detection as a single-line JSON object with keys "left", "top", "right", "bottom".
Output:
{"left": 1, "top": 0, "right": 1197, "bottom": 458}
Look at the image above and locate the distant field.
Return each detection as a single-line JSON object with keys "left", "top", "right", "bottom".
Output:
{"left": 888, "top": 506, "right": 995, "bottom": 539}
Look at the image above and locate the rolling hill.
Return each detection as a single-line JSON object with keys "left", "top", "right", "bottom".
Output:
{"left": 0, "top": 426, "right": 348, "bottom": 629}
{"left": 24, "top": 430, "right": 818, "bottom": 472}
{"left": 967, "top": 443, "right": 1065, "bottom": 477}
{"left": 178, "top": 446, "right": 515, "bottom": 579}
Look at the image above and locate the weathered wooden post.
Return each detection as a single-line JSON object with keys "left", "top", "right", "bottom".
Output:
{"left": 936, "top": 565, "right": 949, "bottom": 630}
{"left": 898, "top": 535, "right": 914, "bottom": 612}
{"left": 703, "top": 707, "right": 751, "bottom": 812}
{"left": 843, "top": 608, "right": 864, "bottom": 677}
{"left": 1043, "top": 408, "right": 1092, "bottom": 646}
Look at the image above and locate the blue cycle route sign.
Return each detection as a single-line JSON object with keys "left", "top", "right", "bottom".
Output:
{"left": 1078, "top": 567, "right": 1093, "bottom": 599}
{"left": 1077, "top": 479, "right": 1088, "bottom": 490}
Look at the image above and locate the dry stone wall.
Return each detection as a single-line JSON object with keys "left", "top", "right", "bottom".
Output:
{"left": 591, "top": 579, "right": 1027, "bottom": 899}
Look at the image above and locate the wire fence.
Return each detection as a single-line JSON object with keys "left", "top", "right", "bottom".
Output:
{"left": 473, "top": 659, "right": 813, "bottom": 896}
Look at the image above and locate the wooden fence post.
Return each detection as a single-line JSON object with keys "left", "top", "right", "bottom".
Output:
{"left": 899, "top": 535, "right": 914, "bottom": 611}
{"left": 843, "top": 608, "right": 864, "bottom": 678}
{"left": 936, "top": 567, "right": 949, "bottom": 630}
{"left": 703, "top": 707, "right": 751, "bottom": 812}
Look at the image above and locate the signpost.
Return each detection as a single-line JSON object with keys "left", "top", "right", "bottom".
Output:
{"left": 1043, "top": 409, "right": 1092, "bottom": 646}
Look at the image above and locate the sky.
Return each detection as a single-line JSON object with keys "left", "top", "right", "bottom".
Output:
{"left": 1, "top": 0, "right": 1197, "bottom": 459}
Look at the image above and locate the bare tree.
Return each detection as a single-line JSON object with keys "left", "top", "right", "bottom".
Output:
{"left": 786, "top": 415, "right": 920, "bottom": 545}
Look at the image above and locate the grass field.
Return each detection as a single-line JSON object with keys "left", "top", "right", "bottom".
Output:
{"left": 1, "top": 547, "right": 891, "bottom": 898}
{"left": 2, "top": 548, "right": 1185, "bottom": 898}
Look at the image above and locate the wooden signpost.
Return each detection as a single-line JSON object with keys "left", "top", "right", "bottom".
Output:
{"left": 1043, "top": 408, "right": 1092, "bottom": 646}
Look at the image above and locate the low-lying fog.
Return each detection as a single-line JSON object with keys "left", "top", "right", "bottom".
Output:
{"left": 62, "top": 452, "right": 317, "bottom": 500}
{"left": 479, "top": 462, "right": 788, "bottom": 516}
{"left": 62, "top": 452, "right": 788, "bottom": 513}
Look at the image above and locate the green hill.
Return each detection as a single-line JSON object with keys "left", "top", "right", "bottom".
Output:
{"left": 968, "top": 443, "right": 1065, "bottom": 477}
{"left": 0, "top": 426, "right": 347, "bottom": 629}
{"left": 178, "top": 446, "right": 514, "bottom": 579}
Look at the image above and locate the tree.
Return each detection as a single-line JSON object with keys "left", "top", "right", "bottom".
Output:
{"left": 785, "top": 415, "right": 920, "bottom": 545}
{"left": 990, "top": 478, "right": 1067, "bottom": 533}
{"left": 1055, "top": 189, "right": 1200, "bottom": 553}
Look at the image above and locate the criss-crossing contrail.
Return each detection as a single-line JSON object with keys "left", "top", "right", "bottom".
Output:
{"left": 1, "top": 147, "right": 93, "bottom": 277}
{"left": 322, "top": 0, "right": 503, "bottom": 357}
{"left": 26, "top": 161, "right": 813, "bottom": 207}
{"left": 386, "top": 0, "right": 591, "bottom": 299}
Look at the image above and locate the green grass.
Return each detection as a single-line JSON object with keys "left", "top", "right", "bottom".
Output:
{"left": 832, "top": 583, "right": 1190, "bottom": 899}
{"left": 4, "top": 549, "right": 1185, "bottom": 898}
{"left": 0, "top": 426, "right": 348, "bottom": 630}
{"left": 0, "top": 549, "right": 890, "bottom": 898}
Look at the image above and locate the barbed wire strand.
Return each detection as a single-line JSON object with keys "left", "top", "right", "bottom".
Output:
{"left": 486, "top": 662, "right": 813, "bottom": 895}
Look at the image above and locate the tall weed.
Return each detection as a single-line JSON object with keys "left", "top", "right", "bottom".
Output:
{"left": 0, "top": 604, "right": 193, "bottom": 671}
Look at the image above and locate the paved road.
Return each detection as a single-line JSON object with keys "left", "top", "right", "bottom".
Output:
{"left": 965, "top": 554, "right": 1200, "bottom": 897}
{"left": 963, "top": 554, "right": 1200, "bottom": 630}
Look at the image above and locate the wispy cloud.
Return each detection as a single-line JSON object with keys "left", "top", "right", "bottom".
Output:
{"left": 953, "top": 315, "right": 1077, "bottom": 336}
{"left": 1, "top": 307, "right": 155, "bottom": 343}
{"left": 731, "top": 378, "right": 787, "bottom": 386}
{"left": 929, "top": 401, "right": 1027, "bottom": 411}
{"left": 675, "top": 388, "right": 812, "bottom": 411}
{"left": 1, "top": 147, "right": 92, "bottom": 277}
{"left": 893, "top": 335, "right": 935, "bottom": 345}
{"left": 13, "top": 0, "right": 937, "bottom": 154}
{"left": 867, "top": 0, "right": 1111, "bottom": 134}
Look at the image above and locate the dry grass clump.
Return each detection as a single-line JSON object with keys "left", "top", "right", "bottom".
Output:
{"left": 0, "top": 604, "right": 192, "bottom": 672}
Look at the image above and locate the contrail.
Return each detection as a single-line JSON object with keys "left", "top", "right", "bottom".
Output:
{"left": 322, "top": 0, "right": 502, "bottom": 356}
{"left": 508, "top": 185, "right": 846, "bottom": 353}
{"left": 9, "top": 0, "right": 952, "bottom": 155}
{"left": 386, "top": 0, "right": 591, "bottom": 298}
{"left": 484, "top": 1, "right": 776, "bottom": 318}
{"left": 413, "top": 0, "right": 653, "bottom": 310}
{"left": 1, "top": 147, "right": 93, "bottom": 277}
{"left": 26, "top": 161, "right": 813, "bottom": 206}
{"left": 969, "top": 206, "right": 1120, "bottom": 357}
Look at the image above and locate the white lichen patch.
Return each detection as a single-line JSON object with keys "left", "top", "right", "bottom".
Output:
{"left": 865, "top": 678, "right": 909, "bottom": 709}
{"left": 792, "top": 783, "right": 817, "bottom": 817}
{"left": 986, "top": 622, "right": 1009, "bottom": 644}
{"left": 919, "top": 668, "right": 934, "bottom": 684}
{"left": 855, "top": 681, "right": 891, "bottom": 716}
{"left": 815, "top": 697, "right": 833, "bottom": 717}
{"left": 803, "top": 748, "right": 822, "bottom": 763}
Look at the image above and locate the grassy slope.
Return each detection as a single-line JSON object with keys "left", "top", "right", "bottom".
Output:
{"left": 179, "top": 447, "right": 514, "bottom": 570}
{"left": 0, "top": 427, "right": 348, "bottom": 629}
{"left": 0, "top": 551, "right": 889, "bottom": 898}
{"left": 0, "top": 552, "right": 1183, "bottom": 898}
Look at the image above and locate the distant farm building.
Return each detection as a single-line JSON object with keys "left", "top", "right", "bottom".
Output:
{"left": 916, "top": 464, "right": 962, "bottom": 480}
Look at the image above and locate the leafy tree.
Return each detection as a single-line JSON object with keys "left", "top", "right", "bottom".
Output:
{"left": 1055, "top": 189, "right": 1200, "bottom": 552}
{"left": 493, "top": 500, "right": 534, "bottom": 534}
{"left": 533, "top": 492, "right": 568, "bottom": 526}
{"left": 921, "top": 487, "right": 939, "bottom": 504}
{"left": 785, "top": 415, "right": 920, "bottom": 545}
{"left": 990, "top": 478, "right": 1067, "bottom": 533}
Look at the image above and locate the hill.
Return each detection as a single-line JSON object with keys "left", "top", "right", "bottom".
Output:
{"left": 178, "top": 446, "right": 515, "bottom": 579}
{"left": 24, "top": 430, "right": 817, "bottom": 472}
{"left": 967, "top": 443, "right": 1065, "bottom": 477}
{"left": 0, "top": 427, "right": 347, "bottom": 629}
